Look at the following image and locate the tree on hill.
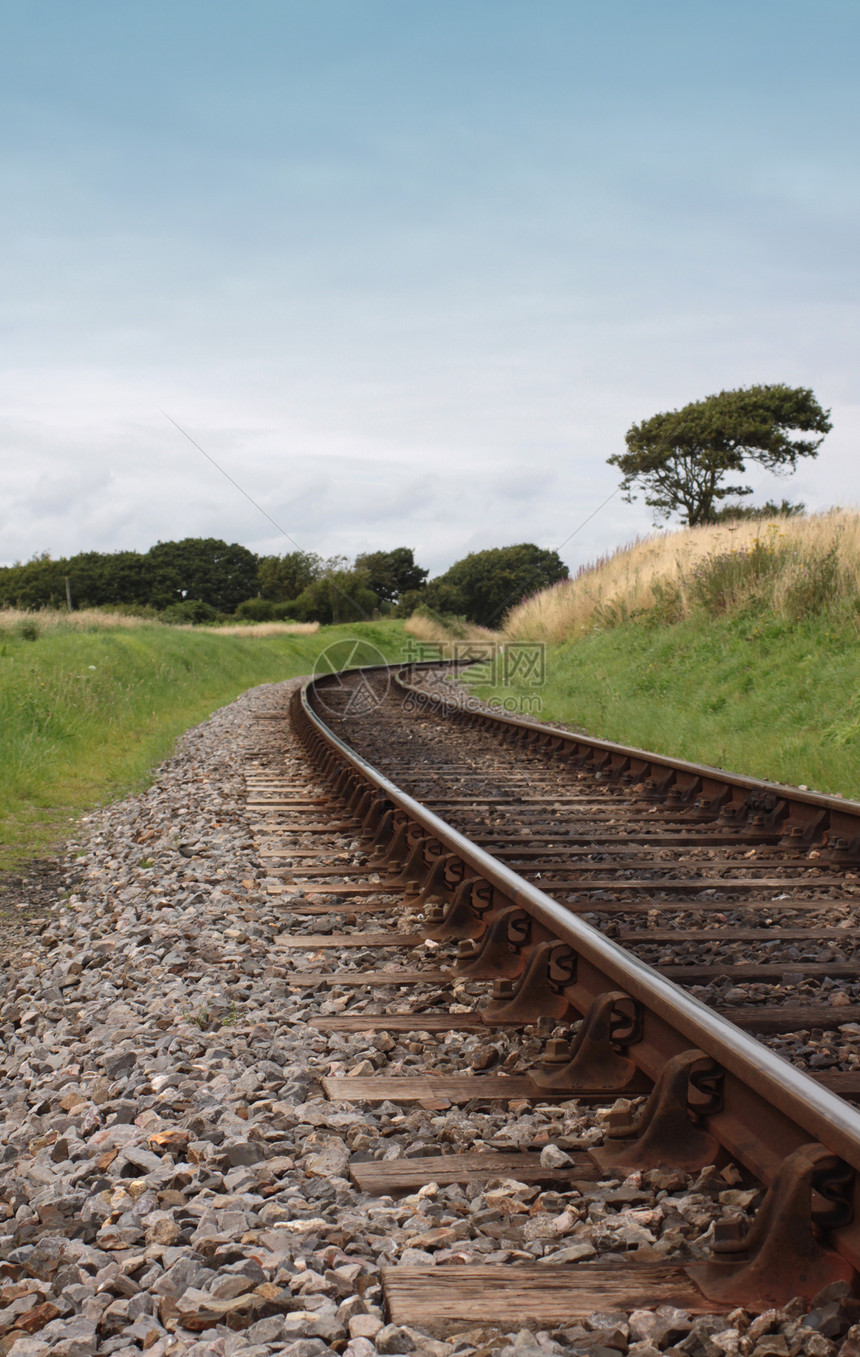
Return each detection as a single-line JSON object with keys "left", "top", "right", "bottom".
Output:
{"left": 608, "top": 385, "right": 831, "bottom": 527}
{"left": 423, "top": 544, "right": 568, "bottom": 627}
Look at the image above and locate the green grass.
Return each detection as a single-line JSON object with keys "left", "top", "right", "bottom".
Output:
{"left": 467, "top": 610, "right": 860, "bottom": 800}
{"left": 0, "top": 619, "right": 407, "bottom": 867}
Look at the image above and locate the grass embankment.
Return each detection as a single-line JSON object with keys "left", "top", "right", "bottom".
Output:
{"left": 505, "top": 509, "right": 860, "bottom": 640}
{"left": 466, "top": 511, "right": 860, "bottom": 799}
{"left": 0, "top": 615, "right": 406, "bottom": 867}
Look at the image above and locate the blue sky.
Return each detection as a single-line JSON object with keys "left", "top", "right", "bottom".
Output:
{"left": 1, "top": 1, "right": 858, "bottom": 574}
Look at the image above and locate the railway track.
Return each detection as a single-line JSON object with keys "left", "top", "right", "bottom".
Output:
{"left": 249, "top": 660, "right": 860, "bottom": 1336}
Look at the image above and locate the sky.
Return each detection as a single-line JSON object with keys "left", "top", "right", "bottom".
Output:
{"left": 1, "top": 0, "right": 858, "bottom": 576}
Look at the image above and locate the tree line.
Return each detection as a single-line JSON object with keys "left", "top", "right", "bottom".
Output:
{"left": 5, "top": 383, "right": 827, "bottom": 626}
{"left": 0, "top": 539, "right": 569, "bottom": 628}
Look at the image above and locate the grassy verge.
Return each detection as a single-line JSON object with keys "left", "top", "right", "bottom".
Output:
{"left": 0, "top": 619, "right": 407, "bottom": 867}
{"left": 466, "top": 610, "right": 860, "bottom": 800}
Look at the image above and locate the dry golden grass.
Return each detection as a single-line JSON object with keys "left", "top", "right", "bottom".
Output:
{"left": 405, "top": 613, "right": 500, "bottom": 645}
{"left": 0, "top": 610, "right": 321, "bottom": 639}
{"left": 0, "top": 608, "right": 151, "bottom": 635}
{"left": 203, "top": 620, "right": 320, "bottom": 637}
{"left": 504, "top": 509, "right": 860, "bottom": 642}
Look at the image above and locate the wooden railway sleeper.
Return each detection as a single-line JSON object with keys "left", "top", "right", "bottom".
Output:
{"left": 686, "top": 1143, "right": 855, "bottom": 1306}
{"left": 531, "top": 991, "right": 651, "bottom": 1097}
{"left": 588, "top": 1047, "right": 723, "bottom": 1170}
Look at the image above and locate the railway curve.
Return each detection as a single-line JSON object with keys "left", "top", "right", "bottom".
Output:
{"left": 288, "top": 658, "right": 860, "bottom": 1317}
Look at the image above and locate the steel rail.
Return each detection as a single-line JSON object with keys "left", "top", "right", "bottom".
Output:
{"left": 297, "top": 663, "right": 860, "bottom": 1271}
{"left": 394, "top": 665, "right": 860, "bottom": 838}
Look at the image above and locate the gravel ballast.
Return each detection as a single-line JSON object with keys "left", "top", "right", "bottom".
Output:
{"left": 2, "top": 681, "right": 859, "bottom": 1357}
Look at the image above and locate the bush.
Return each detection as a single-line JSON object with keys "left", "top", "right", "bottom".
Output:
{"left": 235, "top": 596, "right": 278, "bottom": 622}
{"left": 160, "top": 600, "right": 221, "bottom": 625}
{"left": 686, "top": 539, "right": 786, "bottom": 615}
{"left": 783, "top": 545, "right": 842, "bottom": 621}
{"left": 649, "top": 579, "right": 685, "bottom": 625}
{"left": 713, "top": 498, "right": 806, "bottom": 521}
{"left": 286, "top": 576, "right": 379, "bottom": 625}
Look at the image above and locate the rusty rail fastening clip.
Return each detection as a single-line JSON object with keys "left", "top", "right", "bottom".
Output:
{"left": 687, "top": 1143, "right": 855, "bottom": 1306}
{"left": 531, "top": 991, "right": 651, "bottom": 1096}
{"left": 590, "top": 1047, "right": 723, "bottom": 1171}
{"left": 482, "top": 940, "right": 578, "bottom": 1025}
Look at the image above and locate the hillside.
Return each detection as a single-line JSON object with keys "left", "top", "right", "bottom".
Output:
{"left": 465, "top": 512, "right": 860, "bottom": 799}
{"left": 504, "top": 509, "right": 860, "bottom": 641}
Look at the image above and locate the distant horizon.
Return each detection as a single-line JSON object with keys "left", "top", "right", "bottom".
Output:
{"left": 5, "top": 499, "right": 858, "bottom": 584}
